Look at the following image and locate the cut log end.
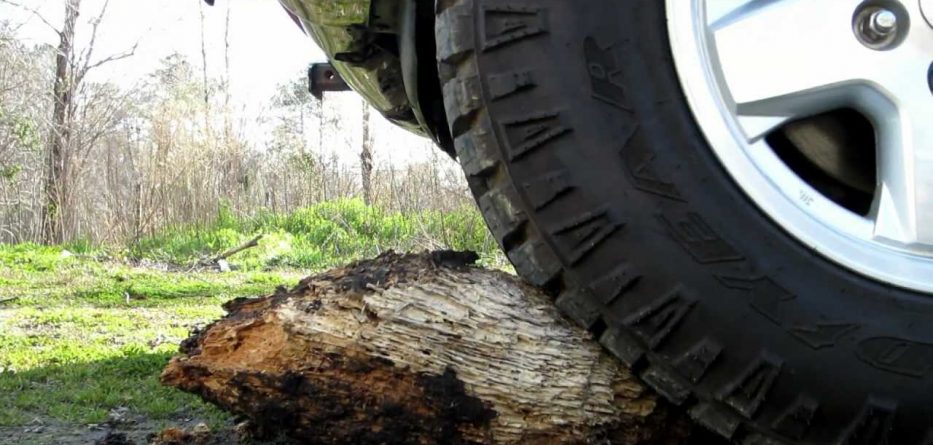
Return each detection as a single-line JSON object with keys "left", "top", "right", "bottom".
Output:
{"left": 162, "top": 251, "right": 693, "bottom": 445}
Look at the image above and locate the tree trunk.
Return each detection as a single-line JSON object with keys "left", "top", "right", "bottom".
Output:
{"left": 198, "top": 0, "right": 210, "bottom": 112}
{"left": 222, "top": 2, "right": 233, "bottom": 146}
{"left": 162, "top": 252, "right": 698, "bottom": 445}
{"left": 43, "top": 0, "right": 80, "bottom": 244}
{"left": 360, "top": 101, "right": 374, "bottom": 206}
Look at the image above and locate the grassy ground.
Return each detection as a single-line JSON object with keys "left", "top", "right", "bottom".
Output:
{"left": 0, "top": 199, "right": 503, "bottom": 444}
{"left": 132, "top": 199, "right": 503, "bottom": 271}
{"left": 0, "top": 244, "right": 304, "bottom": 444}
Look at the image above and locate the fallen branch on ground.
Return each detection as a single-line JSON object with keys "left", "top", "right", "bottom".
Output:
{"left": 0, "top": 297, "right": 18, "bottom": 305}
{"left": 196, "top": 234, "right": 263, "bottom": 270}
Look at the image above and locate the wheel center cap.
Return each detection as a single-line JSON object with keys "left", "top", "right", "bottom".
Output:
{"left": 922, "top": 0, "right": 933, "bottom": 29}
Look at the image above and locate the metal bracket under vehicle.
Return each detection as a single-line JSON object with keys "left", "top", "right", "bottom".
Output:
{"left": 308, "top": 63, "right": 352, "bottom": 99}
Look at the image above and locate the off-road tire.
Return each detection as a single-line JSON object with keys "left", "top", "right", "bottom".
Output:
{"left": 434, "top": 1, "right": 933, "bottom": 444}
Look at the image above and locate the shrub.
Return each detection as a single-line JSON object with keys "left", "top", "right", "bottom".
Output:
{"left": 131, "top": 198, "right": 502, "bottom": 270}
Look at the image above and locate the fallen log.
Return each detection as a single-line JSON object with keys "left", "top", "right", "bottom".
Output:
{"left": 161, "top": 251, "right": 701, "bottom": 444}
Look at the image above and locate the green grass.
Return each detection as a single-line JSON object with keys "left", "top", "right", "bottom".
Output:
{"left": 0, "top": 200, "right": 505, "bottom": 429}
{"left": 0, "top": 246, "right": 291, "bottom": 310}
{"left": 131, "top": 198, "right": 504, "bottom": 271}
{"left": 0, "top": 245, "right": 301, "bottom": 427}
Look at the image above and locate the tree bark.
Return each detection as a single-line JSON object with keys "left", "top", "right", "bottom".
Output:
{"left": 162, "top": 252, "right": 696, "bottom": 445}
{"left": 222, "top": 2, "right": 232, "bottom": 146}
{"left": 360, "top": 101, "right": 374, "bottom": 206}
{"left": 198, "top": 0, "right": 210, "bottom": 112}
{"left": 43, "top": 0, "right": 80, "bottom": 244}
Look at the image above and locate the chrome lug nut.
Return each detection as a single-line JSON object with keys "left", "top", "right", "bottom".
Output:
{"left": 869, "top": 9, "right": 897, "bottom": 34}
{"left": 854, "top": 5, "right": 905, "bottom": 50}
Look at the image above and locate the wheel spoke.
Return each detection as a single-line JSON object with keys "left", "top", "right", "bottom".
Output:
{"left": 873, "top": 88, "right": 933, "bottom": 247}
{"left": 710, "top": 0, "right": 869, "bottom": 140}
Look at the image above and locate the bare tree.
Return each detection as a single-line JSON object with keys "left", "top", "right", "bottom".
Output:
{"left": 43, "top": 0, "right": 80, "bottom": 244}
{"left": 360, "top": 101, "right": 374, "bottom": 206}
{"left": 0, "top": 0, "right": 136, "bottom": 243}
{"left": 222, "top": 2, "right": 232, "bottom": 144}
{"left": 198, "top": 0, "right": 210, "bottom": 111}
{"left": 24, "top": 0, "right": 137, "bottom": 244}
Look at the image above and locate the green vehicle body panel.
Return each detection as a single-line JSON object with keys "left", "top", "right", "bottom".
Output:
{"left": 279, "top": 0, "right": 425, "bottom": 136}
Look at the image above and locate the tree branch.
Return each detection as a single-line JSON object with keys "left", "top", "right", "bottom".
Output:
{"left": 204, "top": 234, "right": 264, "bottom": 266}
{"left": 78, "top": 0, "right": 109, "bottom": 72}
{"left": 80, "top": 44, "right": 137, "bottom": 75}
{"left": 0, "top": 0, "right": 62, "bottom": 35}
{"left": 73, "top": 0, "right": 138, "bottom": 86}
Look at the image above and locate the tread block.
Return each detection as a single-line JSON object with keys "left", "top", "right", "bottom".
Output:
{"left": 521, "top": 169, "right": 573, "bottom": 210}
{"left": 480, "top": 3, "right": 549, "bottom": 51}
{"left": 623, "top": 286, "right": 696, "bottom": 350}
{"left": 689, "top": 402, "right": 741, "bottom": 439}
{"left": 487, "top": 69, "right": 537, "bottom": 100}
{"left": 507, "top": 239, "right": 561, "bottom": 287}
{"left": 454, "top": 123, "right": 500, "bottom": 178}
{"left": 500, "top": 111, "right": 572, "bottom": 160}
{"left": 442, "top": 73, "right": 483, "bottom": 133}
{"left": 743, "top": 434, "right": 789, "bottom": 445}
{"left": 436, "top": 0, "right": 477, "bottom": 63}
{"left": 838, "top": 398, "right": 897, "bottom": 445}
{"left": 548, "top": 206, "right": 622, "bottom": 265}
{"left": 555, "top": 288, "right": 602, "bottom": 329}
{"left": 641, "top": 365, "right": 690, "bottom": 405}
{"left": 719, "top": 353, "right": 783, "bottom": 419}
{"left": 478, "top": 187, "right": 526, "bottom": 241}
{"left": 772, "top": 395, "right": 818, "bottom": 440}
{"left": 589, "top": 263, "right": 640, "bottom": 306}
{"left": 675, "top": 338, "right": 723, "bottom": 384}
{"left": 599, "top": 327, "right": 644, "bottom": 368}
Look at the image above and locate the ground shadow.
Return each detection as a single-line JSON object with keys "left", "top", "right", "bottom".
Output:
{"left": 0, "top": 351, "right": 731, "bottom": 445}
{"left": 0, "top": 351, "right": 299, "bottom": 445}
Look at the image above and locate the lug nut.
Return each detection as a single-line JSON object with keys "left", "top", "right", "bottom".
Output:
{"left": 869, "top": 9, "right": 897, "bottom": 34}
{"left": 854, "top": 5, "right": 904, "bottom": 50}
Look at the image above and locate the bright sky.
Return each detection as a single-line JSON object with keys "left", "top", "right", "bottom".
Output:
{"left": 0, "top": 0, "right": 438, "bottom": 166}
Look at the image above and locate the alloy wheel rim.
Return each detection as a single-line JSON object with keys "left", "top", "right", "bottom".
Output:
{"left": 666, "top": 0, "right": 933, "bottom": 293}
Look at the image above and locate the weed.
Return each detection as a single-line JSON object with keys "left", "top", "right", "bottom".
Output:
{"left": 131, "top": 198, "right": 504, "bottom": 270}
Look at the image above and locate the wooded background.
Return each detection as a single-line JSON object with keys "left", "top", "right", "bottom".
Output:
{"left": 0, "top": 0, "right": 471, "bottom": 247}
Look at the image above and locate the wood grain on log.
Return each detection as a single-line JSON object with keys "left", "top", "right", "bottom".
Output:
{"left": 161, "top": 252, "right": 693, "bottom": 445}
